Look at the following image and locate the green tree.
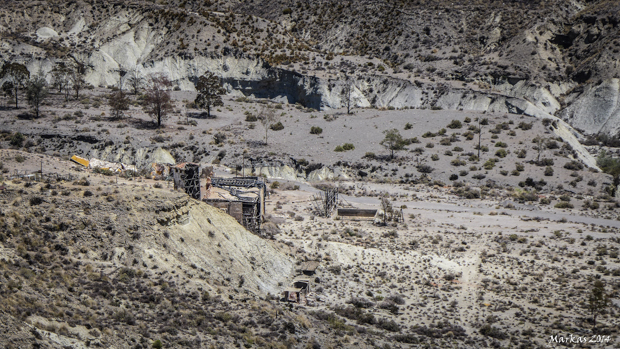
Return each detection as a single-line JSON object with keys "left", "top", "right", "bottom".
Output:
{"left": 26, "top": 74, "right": 48, "bottom": 118}
{"left": 588, "top": 280, "right": 610, "bottom": 327}
{"left": 127, "top": 67, "right": 144, "bottom": 95}
{"left": 341, "top": 78, "right": 353, "bottom": 114}
{"left": 70, "top": 70, "right": 86, "bottom": 99}
{"left": 143, "top": 73, "right": 173, "bottom": 127}
{"left": 380, "top": 129, "right": 408, "bottom": 159}
{"left": 0, "top": 62, "right": 30, "bottom": 108}
{"left": 194, "top": 71, "right": 226, "bottom": 118}
{"left": 258, "top": 105, "right": 278, "bottom": 145}
{"left": 108, "top": 90, "right": 130, "bottom": 119}
{"left": 50, "top": 62, "right": 72, "bottom": 100}
{"left": 597, "top": 150, "right": 620, "bottom": 196}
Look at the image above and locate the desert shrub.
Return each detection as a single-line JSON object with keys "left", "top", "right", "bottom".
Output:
{"left": 438, "top": 128, "right": 447, "bottom": 135}
{"left": 440, "top": 138, "right": 452, "bottom": 146}
{"left": 583, "top": 200, "right": 599, "bottom": 210}
{"left": 422, "top": 131, "right": 436, "bottom": 138}
{"left": 347, "top": 297, "right": 375, "bottom": 309}
{"left": 245, "top": 113, "right": 257, "bottom": 122}
{"left": 425, "top": 142, "right": 434, "bottom": 148}
{"left": 451, "top": 158, "right": 466, "bottom": 166}
{"left": 538, "top": 158, "right": 554, "bottom": 166}
{"left": 335, "top": 143, "right": 354, "bottom": 152}
{"left": 555, "top": 202, "right": 574, "bottom": 209}
{"left": 152, "top": 340, "right": 163, "bottom": 349}
{"left": 15, "top": 155, "right": 25, "bottom": 163}
{"left": 453, "top": 187, "right": 480, "bottom": 199}
{"left": 270, "top": 181, "right": 280, "bottom": 189}
{"left": 364, "top": 152, "right": 376, "bottom": 159}
{"left": 480, "top": 118, "right": 489, "bottom": 125}
{"left": 515, "top": 190, "right": 538, "bottom": 202}
{"left": 342, "top": 143, "right": 355, "bottom": 150}
{"left": 483, "top": 159, "right": 496, "bottom": 170}
{"left": 447, "top": 120, "right": 462, "bottom": 129}
{"left": 393, "top": 334, "right": 419, "bottom": 344}
{"left": 544, "top": 166, "right": 554, "bottom": 176}
{"left": 472, "top": 174, "right": 486, "bottom": 180}
{"left": 517, "top": 149, "right": 527, "bottom": 158}
{"left": 386, "top": 294, "right": 405, "bottom": 305}
{"left": 328, "top": 265, "right": 341, "bottom": 275}
{"left": 10, "top": 132, "right": 25, "bottom": 147}
{"left": 517, "top": 122, "right": 533, "bottom": 130}
{"left": 431, "top": 154, "right": 439, "bottom": 161}
{"left": 495, "top": 141, "right": 507, "bottom": 148}
{"left": 213, "top": 132, "right": 226, "bottom": 144}
{"left": 540, "top": 197, "right": 551, "bottom": 205}
{"left": 29, "top": 196, "right": 43, "bottom": 206}
{"left": 479, "top": 325, "right": 507, "bottom": 339}
{"left": 404, "top": 123, "right": 413, "bottom": 130}
{"left": 546, "top": 140, "right": 560, "bottom": 149}
{"left": 515, "top": 163, "right": 525, "bottom": 172}
{"left": 310, "top": 126, "right": 323, "bottom": 134}
{"left": 270, "top": 121, "right": 284, "bottom": 131}
{"left": 215, "top": 312, "right": 233, "bottom": 322}
{"left": 564, "top": 161, "right": 583, "bottom": 171}
{"left": 495, "top": 149, "right": 507, "bottom": 158}
{"left": 417, "top": 164, "right": 434, "bottom": 173}
{"left": 377, "top": 318, "right": 401, "bottom": 332}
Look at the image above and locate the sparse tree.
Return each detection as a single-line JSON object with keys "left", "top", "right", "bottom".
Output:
{"left": 127, "top": 67, "right": 144, "bottom": 95}
{"left": 380, "top": 128, "right": 408, "bottom": 159}
{"left": 26, "top": 74, "right": 48, "bottom": 118}
{"left": 194, "top": 71, "right": 226, "bottom": 118}
{"left": 477, "top": 117, "right": 486, "bottom": 159}
{"left": 258, "top": 105, "right": 278, "bottom": 145}
{"left": 533, "top": 135, "right": 546, "bottom": 164}
{"left": 597, "top": 150, "right": 620, "bottom": 196}
{"left": 108, "top": 67, "right": 130, "bottom": 119}
{"left": 108, "top": 90, "right": 130, "bottom": 119}
{"left": 341, "top": 78, "right": 353, "bottom": 114}
{"left": 0, "top": 62, "right": 30, "bottom": 108}
{"left": 588, "top": 280, "right": 610, "bottom": 327}
{"left": 70, "top": 70, "right": 86, "bottom": 99}
{"left": 2, "top": 81, "right": 14, "bottom": 107}
{"left": 143, "top": 73, "right": 173, "bottom": 127}
{"left": 50, "top": 63, "right": 71, "bottom": 99}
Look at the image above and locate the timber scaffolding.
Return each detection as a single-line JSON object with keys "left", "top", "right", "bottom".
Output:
{"left": 172, "top": 163, "right": 201, "bottom": 200}
{"left": 204, "top": 177, "right": 266, "bottom": 235}
{"left": 311, "top": 187, "right": 338, "bottom": 217}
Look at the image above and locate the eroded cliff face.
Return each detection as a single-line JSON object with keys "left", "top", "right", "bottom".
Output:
{"left": 559, "top": 79, "right": 620, "bottom": 136}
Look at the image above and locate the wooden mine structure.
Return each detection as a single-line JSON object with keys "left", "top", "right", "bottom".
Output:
{"left": 172, "top": 163, "right": 201, "bottom": 200}
{"left": 204, "top": 177, "right": 266, "bottom": 234}
{"left": 311, "top": 187, "right": 338, "bottom": 217}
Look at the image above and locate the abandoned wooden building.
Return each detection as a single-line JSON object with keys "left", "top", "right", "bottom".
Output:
{"left": 171, "top": 163, "right": 201, "bottom": 200}
{"left": 203, "top": 177, "right": 266, "bottom": 234}
{"left": 283, "top": 278, "right": 311, "bottom": 303}
{"left": 298, "top": 261, "right": 320, "bottom": 276}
